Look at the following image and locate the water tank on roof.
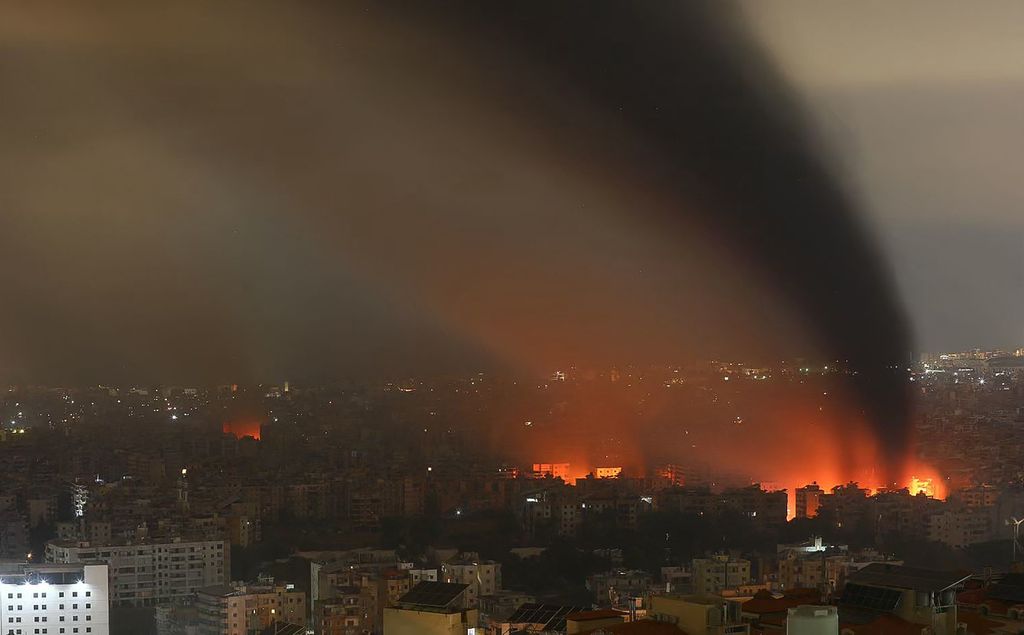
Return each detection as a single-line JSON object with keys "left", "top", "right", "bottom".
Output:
{"left": 788, "top": 605, "right": 839, "bottom": 635}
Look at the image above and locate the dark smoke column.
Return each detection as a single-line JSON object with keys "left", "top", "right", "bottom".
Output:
{"left": 433, "top": 1, "right": 913, "bottom": 476}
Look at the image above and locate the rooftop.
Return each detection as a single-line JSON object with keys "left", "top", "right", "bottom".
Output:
{"left": 507, "top": 603, "right": 587, "bottom": 631}
{"left": 258, "top": 623, "right": 304, "bottom": 635}
{"left": 397, "top": 581, "right": 468, "bottom": 611}
{"left": 197, "top": 584, "right": 238, "bottom": 598}
{"left": 658, "top": 594, "right": 730, "bottom": 606}
{"left": 847, "top": 563, "right": 970, "bottom": 593}
{"left": 593, "top": 621, "right": 686, "bottom": 634}
{"left": 0, "top": 563, "right": 95, "bottom": 585}
{"left": 565, "top": 609, "right": 627, "bottom": 621}
{"left": 743, "top": 589, "right": 821, "bottom": 615}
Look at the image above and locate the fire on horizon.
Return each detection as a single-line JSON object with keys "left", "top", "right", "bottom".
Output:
{"left": 5, "top": 2, "right": 1017, "bottom": 507}
{"left": 529, "top": 457, "right": 945, "bottom": 521}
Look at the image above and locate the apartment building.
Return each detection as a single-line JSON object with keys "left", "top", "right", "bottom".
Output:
{"left": 45, "top": 538, "right": 228, "bottom": 607}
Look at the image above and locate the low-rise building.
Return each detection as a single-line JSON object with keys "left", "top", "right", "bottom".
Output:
{"left": 838, "top": 563, "right": 970, "bottom": 635}
{"left": 692, "top": 556, "right": 752, "bottom": 595}
{"left": 648, "top": 594, "right": 749, "bottom": 635}
{"left": 382, "top": 581, "right": 478, "bottom": 635}
{"left": 588, "top": 570, "right": 653, "bottom": 609}
{"left": 440, "top": 557, "right": 501, "bottom": 608}
{"left": 195, "top": 579, "right": 305, "bottom": 635}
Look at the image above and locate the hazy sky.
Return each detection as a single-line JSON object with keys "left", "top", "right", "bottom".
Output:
{"left": 743, "top": 0, "right": 1024, "bottom": 352}
{"left": 0, "top": 2, "right": 1020, "bottom": 383}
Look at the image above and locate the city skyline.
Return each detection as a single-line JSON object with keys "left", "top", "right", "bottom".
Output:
{"left": 0, "top": 3, "right": 1020, "bottom": 635}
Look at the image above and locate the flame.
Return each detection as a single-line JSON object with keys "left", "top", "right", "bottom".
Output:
{"left": 910, "top": 476, "right": 936, "bottom": 498}
{"left": 514, "top": 376, "right": 944, "bottom": 515}
{"left": 780, "top": 458, "right": 947, "bottom": 519}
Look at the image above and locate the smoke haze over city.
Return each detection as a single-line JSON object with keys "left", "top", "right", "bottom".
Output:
{"left": 0, "top": 5, "right": 1022, "bottom": 634}
{"left": 2, "top": 2, "right": 1022, "bottom": 384}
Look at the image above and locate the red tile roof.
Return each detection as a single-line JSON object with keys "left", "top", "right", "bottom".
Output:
{"left": 742, "top": 589, "right": 821, "bottom": 615}
{"left": 957, "top": 610, "right": 1009, "bottom": 635}
{"left": 959, "top": 589, "right": 989, "bottom": 605}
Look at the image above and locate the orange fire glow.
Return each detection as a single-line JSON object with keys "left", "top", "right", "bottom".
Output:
{"left": 532, "top": 463, "right": 571, "bottom": 480}
{"left": 512, "top": 374, "right": 944, "bottom": 518}
{"left": 222, "top": 421, "right": 262, "bottom": 440}
{"left": 766, "top": 416, "right": 947, "bottom": 519}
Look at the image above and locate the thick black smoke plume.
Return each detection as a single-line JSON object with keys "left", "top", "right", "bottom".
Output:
{"left": 422, "top": 1, "right": 914, "bottom": 475}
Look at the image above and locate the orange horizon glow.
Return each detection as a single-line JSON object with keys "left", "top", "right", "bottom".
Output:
{"left": 223, "top": 420, "right": 262, "bottom": 440}
{"left": 762, "top": 445, "right": 949, "bottom": 519}
{"left": 519, "top": 386, "right": 943, "bottom": 518}
{"left": 531, "top": 462, "right": 625, "bottom": 483}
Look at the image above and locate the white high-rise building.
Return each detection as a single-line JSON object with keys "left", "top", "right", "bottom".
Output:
{"left": 45, "top": 539, "right": 228, "bottom": 607}
{"left": 0, "top": 563, "right": 110, "bottom": 635}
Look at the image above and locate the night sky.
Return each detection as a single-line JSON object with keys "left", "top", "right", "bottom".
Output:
{"left": 1, "top": 1, "right": 1020, "bottom": 387}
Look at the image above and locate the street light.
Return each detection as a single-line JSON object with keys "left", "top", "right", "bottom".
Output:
{"left": 1006, "top": 517, "right": 1024, "bottom": 562}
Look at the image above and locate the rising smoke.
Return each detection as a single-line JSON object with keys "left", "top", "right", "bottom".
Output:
{"left": 414, "top": 1, "right": 914, "bottom": 477}
{"left": 0, "top": 1, "right": 913, "bottom": 478}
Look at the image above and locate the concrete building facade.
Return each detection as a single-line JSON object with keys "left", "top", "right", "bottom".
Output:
{"left": 0, "top": 563, "right": 110, "bottom": 635}
{"left": 45, "top": 539, "right": 228, "bottom": 607}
